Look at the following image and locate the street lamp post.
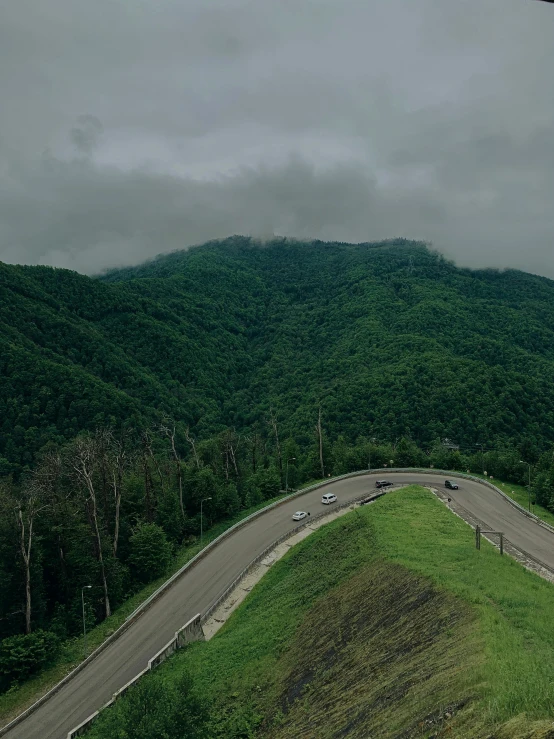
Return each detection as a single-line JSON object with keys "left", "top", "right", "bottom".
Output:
{"left": 200, "top": 497, "right": 212, "bottom": 547}
{"left": 285, "top": 457, "right": 296, "bottom": 492}
{"left": 519, "top": 460, "right": 532, "bottom": 512}
{"left": 82, "top": 585, "right": 92, "bottom": 659}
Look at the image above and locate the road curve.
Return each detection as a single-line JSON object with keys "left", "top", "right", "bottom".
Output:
{"left": 3, "top": 472, "right": 554, "bottom": 739}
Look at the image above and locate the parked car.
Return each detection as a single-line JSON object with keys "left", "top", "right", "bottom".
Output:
{"left": 321, "top": 493, "right": 337, "bottom": 505}
{"left": 445, "top": 480, "right": 458, "bottom": 490}
{"left": 375, "top": 480, "right": 393, "bottom": 489}
{"left": 292, "top": 511, "right": 309, "bottom": 521}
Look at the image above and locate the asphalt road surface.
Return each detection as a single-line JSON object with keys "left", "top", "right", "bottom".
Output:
{"left": 3, "top": 472, "right": 554, "bottom": 739}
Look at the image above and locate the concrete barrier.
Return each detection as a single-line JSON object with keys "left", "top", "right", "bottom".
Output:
{"left": 66, "top": 615, "right": 203, "bottom": 738}
{"left": 176, "top": 613, "right": 204, "bottom": 647}
{"left": 66, "top": 710, "right": 101, "bottom": 739}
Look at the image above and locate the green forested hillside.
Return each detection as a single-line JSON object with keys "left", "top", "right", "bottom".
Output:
{"left": 3, "top": 236, "right": 554, "bottom": 686}
{"left": 2, "top": 236, "right": 554, "bottom": 474}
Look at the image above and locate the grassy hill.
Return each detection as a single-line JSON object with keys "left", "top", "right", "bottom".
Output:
{"left": 86, "top": 487, "right": 554, "bottom": 739}
{"left": 2, "top": 236, "right": 554, "bottom": 472}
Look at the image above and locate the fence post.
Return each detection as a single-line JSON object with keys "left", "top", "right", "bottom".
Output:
{"left": 475, "top": 525, "right": 481, "bottom": 550}
{"left": 499, "top": 533, "right": 504, "bottom": 556}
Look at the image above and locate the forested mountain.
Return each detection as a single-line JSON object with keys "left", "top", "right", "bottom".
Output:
{"left": 2, "top": 236, "right": 554, "bottom": 476}
{"left": 3, "top": 236, "right": 554, "bottom": 678}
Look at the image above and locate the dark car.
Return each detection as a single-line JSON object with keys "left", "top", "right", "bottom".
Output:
{"left": 445, "top": 480, "right": 458, "bottom": 490}
{"left": 375, "top": 480, "right": 393, "bottom": 489}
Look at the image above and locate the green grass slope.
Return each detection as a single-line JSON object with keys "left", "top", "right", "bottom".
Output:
{"left": 3, "top": 236, "right": 554, "bottom": 469}
{"left": 87, "top": 486, "right": 554, "bottom": 738}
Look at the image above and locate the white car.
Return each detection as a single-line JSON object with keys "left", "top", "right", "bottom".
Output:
{"left": 321, "top": 493, "right": 337, "bottom": 505}
{"left": 292, "top": 511, "right": 309, "bottom": 521}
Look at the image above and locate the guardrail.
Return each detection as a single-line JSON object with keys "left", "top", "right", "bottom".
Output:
{"left": 66, "top": 614, "right": 204, "bottom": 738}
{"left": 3, "top": 467, "right": 551, "bottom": 738}
{"left": 201, "top": 488, "right": 388, "bottom": 625}
{"left": 409, "top": 468, "right": 554, "bottom": 535}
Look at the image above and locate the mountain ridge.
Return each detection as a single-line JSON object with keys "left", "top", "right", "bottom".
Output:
{"left": 1, "top": 236, "right": 554, "bottom": 472}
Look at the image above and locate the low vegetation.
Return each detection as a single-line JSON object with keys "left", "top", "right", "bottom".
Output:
{"left": 86, "top": 486, "right": 554, "bottom": 739}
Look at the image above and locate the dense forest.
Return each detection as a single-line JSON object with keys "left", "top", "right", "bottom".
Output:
{"left": 2, "top": 236, "right": 554, "bottom": 689}
{"left": 2, "top": 236, "right": 554, "bottom": 477}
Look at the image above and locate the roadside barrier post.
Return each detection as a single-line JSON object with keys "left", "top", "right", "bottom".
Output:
{"left": 476, "top": 525, "right": 481, "bottom": 550}
{"left": 479, "top": 530, "right": 504, "bottom": 556}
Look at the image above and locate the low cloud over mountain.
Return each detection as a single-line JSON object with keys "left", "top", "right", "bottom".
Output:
{"left": 1, "top": 0, "right": 553, "bottom": 276}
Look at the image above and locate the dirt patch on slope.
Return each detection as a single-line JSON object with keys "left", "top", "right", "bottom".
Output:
{"left": 262, "top": 561, "right": 483, "bottom": 739}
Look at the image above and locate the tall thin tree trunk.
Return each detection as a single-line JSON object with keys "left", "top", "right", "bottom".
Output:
{"left": 74, "top": 444, "right": 112, "bottom": 620}
{"left": 18, "top": 508, "right": 33, "bottom": 634}
{"left": 91, "top": 496, "right": 111, "bottom": 618}
{"left": 24, "top": 559, "right": 31, "bottom": 634}
{"left": 185, "top": 428, "right": 201, "bottom": 469}
{"left": 160, "top": 422, "right": 185, "bottom": 520}
{"left": 112, "top": 469, "right": 122, "bottom": 557}
{"left": 228, "top": 432, "right": 240, "bottom": 478}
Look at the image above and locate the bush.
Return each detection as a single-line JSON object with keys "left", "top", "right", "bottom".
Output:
{"left": 250, "top": 467, "right": 281, "bottom": 500}
{"left": 128, "top": 523, "right": 172, "bottom": 584}
{"left": 0, "top": 630, "right": 60, "bottom": 693}
{"left": 86, "top": 671, "right": 208, "bottom": 739}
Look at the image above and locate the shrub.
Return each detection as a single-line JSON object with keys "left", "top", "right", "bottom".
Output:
{"left": 0, "top": 630, "right": 60, "bottom": 693}
{"left": 86, "top": 671, "right": 208, "bottom": 739}
{"left": 128, "top": 523, "right": 172, "bottom": 584}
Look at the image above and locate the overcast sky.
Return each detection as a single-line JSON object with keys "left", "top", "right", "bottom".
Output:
{"left": 1, "top": 0, "right": 553, "bottom": 277}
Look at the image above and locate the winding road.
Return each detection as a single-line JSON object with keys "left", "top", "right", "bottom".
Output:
{"left": 3, "top": 471, "right": 554, "bottom": 739}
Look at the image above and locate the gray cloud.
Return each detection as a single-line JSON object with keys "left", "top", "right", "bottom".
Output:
{"left": 70, "top": 115, "right": 104, "bottom": 156}
{"left": 0, "top": 0, "right": 553, "bottom": 277}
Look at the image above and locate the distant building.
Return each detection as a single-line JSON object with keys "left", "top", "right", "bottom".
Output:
{"left": 441, "top": 438, "right": 459, "bottom": 451}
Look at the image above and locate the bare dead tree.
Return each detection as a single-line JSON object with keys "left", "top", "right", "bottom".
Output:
{"left": 99, "top": 429, "right": 112, "bottom": 519}
{"left": 316, "top": 404, "right": 325, "bottom": 479}
{"left": 184, "top": 427, "right": 201, "bottom": 469}
{"left": 15, "top": 478, "right": 48, "bottom": 634}
{"left": 144, "top": 428, "right": 165, "bottom": 495}
{"left": 219, "top": 429, "right": 241, "bottom": 481}
{"left": 104, "top": 430, "right": 132, "bottom": 557}
{"left": 227, "top": 430, "right": 241, "bottom": 477}
{"left": 268, "top": 408, "right": 283, "bottom": 485}
{"left": 68, "top": 436, "right": 111, "bottom": 619}
{"left": 159, "top": 418, "right": 185, "bottom": 520}
{"left": 37, "top": 450, "right": 72, "bottom": 587}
